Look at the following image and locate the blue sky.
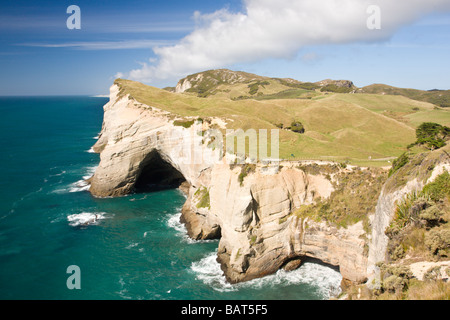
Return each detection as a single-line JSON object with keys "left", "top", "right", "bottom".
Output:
{"left": 0, "top": 0, "right": 449, "bottom": 95}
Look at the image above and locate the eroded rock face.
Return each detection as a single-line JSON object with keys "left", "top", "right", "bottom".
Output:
{"left": 89, "top": 85, "right": 218, "bottom": 198}
{"left": 89, "top": 84, "right": 373, "bottom": 285}
{"left": 176, "top": 163, "right": 369, "bottom": 284}
{"left": 366, "top": 155, "right": 450, "bottom": 286}
{"left": 366, "top": 182, "right": 422, "bottom": 285}
{"left": 211, "top": 167, "right": 368, "bottom": 283}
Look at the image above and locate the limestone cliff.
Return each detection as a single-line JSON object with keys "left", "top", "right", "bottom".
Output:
{"left": 88, "top": 82, "right": 449, "bottom": 288}
{"left": 366, "top": 149, "right": 450, "bottom": 286}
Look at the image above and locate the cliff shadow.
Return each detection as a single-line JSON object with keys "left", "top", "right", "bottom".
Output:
{"left": 134, "top": 150, "right": 186, "bottom": 193}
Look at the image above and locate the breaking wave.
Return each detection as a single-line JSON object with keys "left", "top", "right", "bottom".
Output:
{"left": 52, "top": 166, "right": 97, "bottom": 193}
{"left": 67, "top": 212, "right": 109, "bottom": 227}
{"left": 190, "top": 251, "right": 342, "bottom": 299}
{"left": 68, "top": 180, "right": 91, "bottom": 193}
{"left": 191, "top": 251, "right": 235, "bottom": 292}
{"left": 166, "top": 212, "right": 217, "bottom": 244}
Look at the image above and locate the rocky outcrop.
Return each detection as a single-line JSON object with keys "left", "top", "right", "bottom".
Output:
{"left": 409, "top": 261, "right": 450, "bottom": 281}
{"left": 175, "top": 77, "right": 194, "bottom": 93}
{"left": 366, "top": 180, "right": 423, "bottom": 285}
{"left": 89, "top": 84, "right": 220, "bottom": 197}
{"left": 315, "top": 79, "right": 355, "bottom": 88}
{"left": 88, "top": 81, "right": 448, "bottom": 288}
{"left": 174, "top": 69, "right": 266, "bottom": 94}
{"left": 366, "top": 150, "right": 450, "bottom": 286}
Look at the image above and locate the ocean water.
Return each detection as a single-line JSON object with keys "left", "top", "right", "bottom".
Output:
{"left": 0, "top": 96, "right": 342, "bottom": 300}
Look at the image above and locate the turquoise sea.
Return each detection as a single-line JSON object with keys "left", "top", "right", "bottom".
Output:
{"left": 0, "top": 96, "right": 342, "bottom": 300}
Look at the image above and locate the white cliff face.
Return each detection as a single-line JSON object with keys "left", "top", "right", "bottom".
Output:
{"left": 90, "top": 84, "right": 221, "bottom": 197}
{"left": 211, "top": 165, "right": 368, "bottom": 283}
{"left": 175, "top": 79, "right": 192, "bottom": 93}
{"left": 366, "top": 179, "right": 423, "bottom": 285}
{"left": 89, "top": 83, "right": 419, "bottom": 285}
{"left": 174, "top": 73, "right": 205, "bottom": 93}
{"left": 366, "top": 154, "right": 450, "bottom": 287}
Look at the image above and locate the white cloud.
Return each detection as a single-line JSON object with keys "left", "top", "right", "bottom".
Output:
{"left": 123, "top": 0, "right": 450, "bottom": 83}
{"left": 115, "top": 72, "right": 125, "bottom": 79}
{"left": 301, "top": 52, "right": 322, "bottom": 63}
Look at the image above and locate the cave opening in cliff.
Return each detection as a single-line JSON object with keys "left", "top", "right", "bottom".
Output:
{"left": 134, "top": 150, "right": 186, "bottom": 193}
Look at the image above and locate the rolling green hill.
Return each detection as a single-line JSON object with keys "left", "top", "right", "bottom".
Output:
{"left": 115, "top": 69, "right": 450, "bottom": 167}
{"left": 171, "top": 68, "right": 351, "bottom": 99}
{"left": 358, "top": 84, "right": 450, "bottom": 108}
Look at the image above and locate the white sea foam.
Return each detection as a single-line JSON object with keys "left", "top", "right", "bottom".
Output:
{"left": 125, "top": 242, "right": 139, "bottom": 249}
{"left": 241, "top": 262, "right": 343, "bottom": 299}
{"left": 116, "top": 277, "right": 132, "bottom": 300}
{"left": 167, "top": 213, "right": 195, "bottom": 244}
{"left": 67, "top": 212, "right": 109, "bottom": 227}
{"left": 191, "top": 251, "right": 342, "bottom": 298}
{"left": 129, "top": 195, "right": 149, "bottom": 202}
{"left": 82, "top": 165, "right": 97, "bottom": 180}
{"left": 86, "top": 147, "right": 95, "bottom": 153}
{"left": 52, "top": 165, "right": 97, "bottom": 194}
{"left": 143, "top": 231, "right": 152, "bottom": 238}
{"left": 51, "top": 188, "right": 65, "bottom": 194}
{"left": 167, "top": 213, "right": 187, "bottom": 234}
{"left": 166, "top": 212, "right": 217, "bottom": 244}
{"left": 69, "top": 180, "right": 91, "bottom": 192}
{"left": 191, "top": 251, "right": 235, "bottom": 292}
{"left": 49, "top": 170, "right": 66, "bottom": 177}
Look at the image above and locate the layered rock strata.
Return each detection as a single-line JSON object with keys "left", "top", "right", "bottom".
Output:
{"left": 89, "top": 83, "right": 449, "bottom": 287}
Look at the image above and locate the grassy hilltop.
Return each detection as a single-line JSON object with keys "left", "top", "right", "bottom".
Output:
{"left": 115, "top": 69, "right": 450, "bottom": 167}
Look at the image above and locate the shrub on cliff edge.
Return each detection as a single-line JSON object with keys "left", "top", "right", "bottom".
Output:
{"left": 408, "top": 122, "right": 450, "bottom": 150}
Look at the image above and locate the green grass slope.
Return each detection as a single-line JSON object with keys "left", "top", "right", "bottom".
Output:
{"left": 115, "top": 70, "right": 450, "bottom": 167}
{"left": 359, "top": 84, "right": 450, "bottom": 108}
